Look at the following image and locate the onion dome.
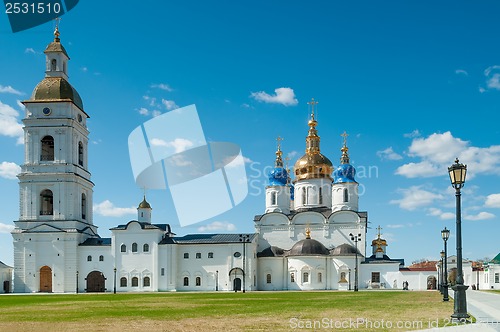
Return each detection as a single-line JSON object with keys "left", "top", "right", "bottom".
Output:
{"left": 268, "top": 136, "right": 289, "bottom": 186}
{"left": 31, "top": 77, "right": 84, "bottom": 110}
{"left": 138, "top": 196, "right": 152, "bottom": 209}
{"left": 294, "top": 98, "right": 333, "bottom": 182}
{"left": 289, "top": 228, "right": 330, "bottom": 256}
{"left": 333, "top": 131, "right": 356, "bottom": 183}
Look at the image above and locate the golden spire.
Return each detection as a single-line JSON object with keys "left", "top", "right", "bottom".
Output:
{"left": 305, "top": 98, "right": 320, "bottom": 155}
{"left": 275, "top": 136, "right": 284, "bottom": 167}
{"left": 376, "top": 225, "right": 382, "bottom": 239}
{"left": 340, "top": 131, "right": 350, "bottom": 164}
{"left": 305, "top": 227, "right": 311, "bottom": 239}
{"left": 53, "top": 17, "right": 61, "bottom": 42}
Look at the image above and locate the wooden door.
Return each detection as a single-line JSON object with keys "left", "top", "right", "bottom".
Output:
{"left": 86, "top": 271, "right": 105, "bottom": 292}
{"left": 39, "top": 266, "right": 52, "bottom": 292}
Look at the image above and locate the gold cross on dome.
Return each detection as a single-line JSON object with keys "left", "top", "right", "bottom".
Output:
{"left": 276, "top": 136, "right": 283, "bottom": 150}
{"left": 376, "top": 225, "right": 383, "bottom": 238}
{"left": 307, "top": 98, "right": 318, "bottom": 120}
{"left": 341, "top": 131, "right": 349, "bottom": 146}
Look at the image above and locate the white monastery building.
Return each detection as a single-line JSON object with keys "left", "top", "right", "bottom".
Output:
{"left": 11, "top": 29, "right": 496, "bottom": 293}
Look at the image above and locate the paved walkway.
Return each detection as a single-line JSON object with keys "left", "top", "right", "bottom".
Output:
{"left": 419, "top": 289, "right": 500, "bottom": 331}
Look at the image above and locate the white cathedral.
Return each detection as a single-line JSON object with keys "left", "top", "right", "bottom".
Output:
{"left": 10, "top": 28, "right": 495, "bottom": 294}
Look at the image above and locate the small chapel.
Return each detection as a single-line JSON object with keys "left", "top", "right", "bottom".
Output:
{"left": 10, "top": 27, "right": 450, "bottom": 293}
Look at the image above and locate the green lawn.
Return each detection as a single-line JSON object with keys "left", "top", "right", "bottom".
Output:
{"left": 0, "top": 291, "right": 453, "bottom": 331}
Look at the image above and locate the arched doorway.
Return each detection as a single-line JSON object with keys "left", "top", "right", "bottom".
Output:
{"left": 86, "top": 271, "right": 106, "bottom": 292}
{"left": 39, "top": 266, "right": 52, "bottom": 292}
{"left": 427, "top": 276, "right": 437, "bottom": 290}
{"left": 233, "top": 278, "right": 241, "bottom": 291}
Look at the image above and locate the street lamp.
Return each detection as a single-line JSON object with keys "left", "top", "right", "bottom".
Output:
{"left": 239, "top": 234, "right": 251, "bottom": 293}
{"left": 76, "top": 270, "right": 79, "bottom": 294}
{"left": 113, "top": 267, "right": 117, "bottom": 294}
{"left": 349, "top": 233, "right": 361, "bottom": 292}
{"left": 448, "top": 158, "right": 469, "bottom": 320}
{"left": 216, "top": 270, "right": 219, "bottom": 291}
{"left": 439, "top": 250, "right": 445, "bottom": 294}
{"left": 441, "top": 228, "right": 450, "bottom": 301}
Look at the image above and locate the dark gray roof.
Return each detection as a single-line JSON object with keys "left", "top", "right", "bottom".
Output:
{"left": 110, "top": 221, "right": 171, "bottom": 233}
{"left": 289, "top": 238, "right": 330, "bottom": 256}
{"left": 253, "top": 208, "right": 368, "bottom": 222}
{"left": 79, "top": 237, "right": 111, "bottom": 246}
{"left": 257, "top": 246, "right": 285, "bottom": 257}
{"left": 160, "top": 233, "right": 256, "bottom": 245}
{"left": 331, "top": 243, "right": 361, "bottom": 256}
{"left": 364, "top": 254, "right": 404, "bottom": 266}
{"left": 0, "top": 261, "right": 12, "bottom": 269}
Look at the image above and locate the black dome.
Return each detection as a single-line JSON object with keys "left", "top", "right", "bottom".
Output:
{"left": 289, "top": 238, "right": 330, "bottom": 256}
{"left": 331, "top": 243, "right": 359, "bottom": 256}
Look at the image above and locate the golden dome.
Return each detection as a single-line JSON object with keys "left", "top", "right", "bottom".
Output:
{"left": 293, "top": 98, "right": 333, "bottom": 182}
{"left": 29, "top": 77, "right": 84, "bottom": 110}
{"left": 138, "top": 196, "right": 152, "bottom": 209}
{"left": 371, "top": 238, "right": 387, "bottom": 246}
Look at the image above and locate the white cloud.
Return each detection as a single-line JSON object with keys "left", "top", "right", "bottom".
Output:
{"left": 376, "top": 147, "right": 403, "bottom": 161}
{"left": 197, "top": 221, "right": 236, "bottom": 232}
{"left": 138, "top": 107, "right": 162, "bottom": 117}
{"left": 396, "top": 132, "right": 500, "bottom": 179}
{"left": 287, "top": 150, "right": 298, "bottom": 159}
{"left": 0, "top": 85, "right": 23, "bottom": 95}
{"left": 403, "top": 130, "right": 420, "bottom": 138}
{"left": 161, "top": 99, "right": 178, "bottom": 110}
{"left": 250, "top": 87, "right": 298, "bottom": 106}
{"left": 386, "top": 224, "right": 405, "bottom": 229}
{"left": 0, "top": 161, "right": 21, "bottom": 180}
{"left": 138, "top": 107, "right": 149, "bottom": 116}
{"left": 0, "top": 223, "right": 15, "bottom": 234}
{"left": 150, "top": 138, "right": 194, "bottom": 153}
{"left": 24, "top": 48, "right": 36, "bottom": 54}
{"left": 93, "top": 200, "right": 136, "bottom": 217}
{"left": 0, "top": 100, "right": 24, "bottom": 144}
{"left": 455, "top": 69, "right": 468, "bottom": 76}
{"left": 484, "top": 65, "right": 500, "bottom": 77}
{"left": 483, "top": 66, "right": 500, "bottom": 91}
{"left": 390, "top": 186, "right": 444, "bottom": 211}
{"left": 241, "top": 103, "right": 252, "bottom": 109}
{"left": 485, "top": 194, "right": 500, "bottom": 208}
{"left": 151, "top": 83, "right": 173, "bottom": 92}
{"left": 464, "top": 212, "right": 495, "bottom": 221}
{"left": 81, "top": 67, "right": 88, "bottom": 72}
{"left": 479, "top": 87, "right": 486, "bottom": 93}
{"left": 427, "top": 207, "right": 455, "bottom": 220}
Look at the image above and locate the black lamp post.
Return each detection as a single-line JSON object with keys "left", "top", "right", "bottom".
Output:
{"left": 76, "top": 270, "right": 79, "bottom": 294}
{"left": 239, "top": 234, "right": 250, "bottom": 293}
{"left": 216, "top": 270, "right": 219, "bottom": 291}
{"left": 441, "top": 228, "right": 450, "bottom": 301}
{"left": 113, "top": 267, "right": 117, "bottom": 294}
{"left": 349, "top": 233, "right": 361, "bottom": 292}
{"left": 448, "top": 158, "right": 469, "bottom": 320}
{"left": 439, "top": 250, "right": 444, "bottom": 294}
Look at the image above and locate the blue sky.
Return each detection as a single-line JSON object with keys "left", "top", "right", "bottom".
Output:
{"left": 1, "top": 1, "right": 500, "bottom": 266}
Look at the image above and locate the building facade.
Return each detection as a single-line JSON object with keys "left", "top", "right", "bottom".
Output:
{"left": 11, "top": 29, "right": 443, "bottom": 293}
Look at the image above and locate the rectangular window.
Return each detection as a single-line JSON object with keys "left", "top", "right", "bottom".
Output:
{"left": 161, "top": 268, "right": 165, "bottom": 276}
{"left": 495, "top": 273, "right": 499, "bottom": 283}
{"left": 184, "top": 253, "right": 189, "bottom": 259}
{"left": 318, "top": 272, "right": 322, "bottom": 283}
{"left": 371, "top": 272, "right": 380, "bottom": 283}
{"left": 290, "top": 273, "right": 295, "bottom": 283}
{"left": 266, "top": 274, "right": 272, "bottom": 284}
{"left": 196, "top": 252, "right": 201, "bottom": 259}
{"left": 208, "top": 252, "right": 214, "bottom": 258}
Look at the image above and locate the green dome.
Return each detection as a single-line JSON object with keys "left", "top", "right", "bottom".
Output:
{"left": 31, "top": 77, "right": 84, "bottom": 110}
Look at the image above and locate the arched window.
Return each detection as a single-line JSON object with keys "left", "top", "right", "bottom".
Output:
{"left": 143, "top": 244, "right": 149, "bottom": 252}
{"left": 132, "top": 243, "right": 138, "bottom": 253}
{"left": 266, "top": 274, "right": 272, "bottom": 284}
{"left": 51, "top": 59, "right": 56, "bottom": 71}
{"left": 183, "top": 277, "right": 189, "bottom": 286}
{"left": 196, "top": 277, "right": 201, "bottom": 286}
{"left": 290, "top": 273, "right": 295, "bottom": 283}
{"left": 143, "top": 276, "right": 150, "bottom": 287}
{"left": 301, "top": 187, "right": 306, "bottom": 205}
{"left": 343, "top": 188, "right": 349, "bottom": 203}
{"left": 87, "top": 255, "right": 92, "bottom": 262}
{"left": 319, "top": 187, "right": 323, "bottom": 205}
{"left": 340, "top": 272, "right": 347, "bottom": 282}
{"left": 78, "top": 141, "right": 84, "bottom": 166}
{"left": 41, "top": 136, "right": 54, "bottom": 161}
{"left": 131, "top": 277, "right": 138, "bottom": 287}
{"left": 120, "top": 244, "right": 126, "bottom": 252}
{"left": 270, "top": 191, "right": 277, "bottom": 205}
{"left": 120, "top": 277, "right": 127, "bottom": 287}
{"left": 303, "top": 272, "right": 309, "bottom": 283}
{"left": 40, "top": 189, "right": 53, "bottom": 215}
{"left": 318, "top": 272, "right": 322, "bottom": 283}
{"left": 81, "top": 193, "right": 86, "bottom": 220}
{"left": 99, "top": 255, "right": 104, "bottom": 262}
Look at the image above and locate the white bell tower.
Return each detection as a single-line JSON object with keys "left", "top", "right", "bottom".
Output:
{"left": 332, "top": 132, "right": 359, "bottom": 212}
{"left": 12, "top": 26, "right": 97, "bottom": 293}
{"left": 265, "top": 137, "right": 291, "bottom": 214}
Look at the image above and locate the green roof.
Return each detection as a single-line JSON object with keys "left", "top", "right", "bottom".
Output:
{"left": 490, "top": 253, "right": 500, "bottom": 264}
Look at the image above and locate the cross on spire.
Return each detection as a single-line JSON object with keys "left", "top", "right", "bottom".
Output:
{"left": 53, "top": 17, "right": 61, "bottom": 41}
{"left": 276, "top": 135, "right": 283, "bottom": 150}
{"left": 376, "top": 225, "right": 383, "bottom": 239}
{"left": 341, "top": 131, "right": 349, "bottom": 147}
{"left": 307, "top": 98, "right": 318, "bottom": 120}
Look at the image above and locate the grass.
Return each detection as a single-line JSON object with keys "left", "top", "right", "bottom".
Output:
{"left": 0, "top": 291, "right": 453, "bottom": 331}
